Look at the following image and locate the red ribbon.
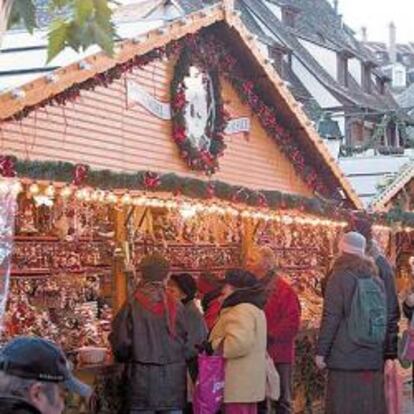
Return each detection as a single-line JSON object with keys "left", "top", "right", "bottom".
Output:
{"left": 143, "top": 172, "right": 161, "bottom": 189}
{"left": 0, "top": 156, "right": 16, "bottom": 178}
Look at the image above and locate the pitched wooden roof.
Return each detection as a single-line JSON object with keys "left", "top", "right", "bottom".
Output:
{"left": 0, "top": 0, "right": 362, "bottom": 209}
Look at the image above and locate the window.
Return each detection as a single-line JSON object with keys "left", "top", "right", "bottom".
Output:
{"left": 393, "top": 68, "right": 406, "bottom": 87}
{"left": 403, "top": 54, "right": 413, "bottom": 66}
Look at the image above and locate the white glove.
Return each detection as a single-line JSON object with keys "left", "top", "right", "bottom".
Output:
{"left": 315, "top": 355, "right": 327, "bottom": 370}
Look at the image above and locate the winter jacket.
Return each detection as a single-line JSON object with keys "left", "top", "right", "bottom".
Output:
{"left": 368, "top": 244, "right": 400, "bottom": 359}
{"left": 317, "top": 254, "right": 385, "bottom": 371}
{"left": 264, "top": 276, "right": 301, "bottom": 363}
{"left": 109, "top": 284, "right": 188, "bottom": 411}
{"left": 210, "top": 286, "right": 267, "bottom": 403}
{"left": 0, "top": 396, "right": 41, "bottom": 414}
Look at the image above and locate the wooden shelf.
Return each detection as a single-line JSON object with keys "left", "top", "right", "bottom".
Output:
{"left": 11, "top": 266, "right": 111, "bottom": 278}
{"left": 14, "top": 236, "right": 109, "bottom": 243}
{"left": 134, "top": 241, "right": 240, "bottom": 248}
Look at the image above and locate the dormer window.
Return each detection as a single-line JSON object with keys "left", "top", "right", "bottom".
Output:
{"left": 282, "top": 6, "right": 299, "bottom": 28}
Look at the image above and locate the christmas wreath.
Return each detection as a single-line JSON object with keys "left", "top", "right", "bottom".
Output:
{"left": 171, "top": 44, "right": 229, "bottom": 175}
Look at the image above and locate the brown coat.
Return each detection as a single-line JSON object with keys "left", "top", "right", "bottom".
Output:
{"left": 210, "top": 303, "right": 267, "bottom": 403}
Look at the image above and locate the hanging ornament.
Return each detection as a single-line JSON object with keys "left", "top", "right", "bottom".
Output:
{"left": 73, "top": 164, "right": 89, "bottom": 186}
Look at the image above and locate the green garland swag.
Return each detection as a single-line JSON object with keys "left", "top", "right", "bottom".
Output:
{"left": 7, "top": 156, "right": 414, "bottom": 228}
{"left": 170, "top": 47, "right": 228, "bottom": 175}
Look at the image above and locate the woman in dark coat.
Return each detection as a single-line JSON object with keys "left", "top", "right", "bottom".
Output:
{"left": 168, "top": 273, "right": 208, "bottom": 377}
{"left": 316, "top": 232, "right": 387, "bottom": 414}
{"left": 110, "top": 253, "right": 187, "bottom": 414}
{"left": 168, "top": 273, "right": 208, "bottom": 414}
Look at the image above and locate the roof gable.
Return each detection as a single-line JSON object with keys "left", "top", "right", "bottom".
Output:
{"left": 0, "top": 1, "right": 360, "bottom": 208}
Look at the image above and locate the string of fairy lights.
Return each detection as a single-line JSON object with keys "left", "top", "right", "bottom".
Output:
{"left": 0, "top": 179, "right": 350, "bottom": 228}
{"left": 2, "top": 179, "right": 412, "bottom": 232}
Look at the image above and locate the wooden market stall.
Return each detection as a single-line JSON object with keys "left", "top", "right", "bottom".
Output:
{"left": 0, "top": 1, "right": 362, "bottom": 412}
{"left": 370, "top": 162, "right": 414, "bottom": 292}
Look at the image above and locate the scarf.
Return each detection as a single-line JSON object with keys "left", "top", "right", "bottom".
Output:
{"left": 135, "top": 281, "right": 178, "bottom": 337}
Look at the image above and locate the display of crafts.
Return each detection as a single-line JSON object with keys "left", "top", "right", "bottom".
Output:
{"left": 131, "top": 208, "right": 242, "bottom": 273}
{"left": 3, "top": 195, "right": 115, "bottom": 366}
{"left": 1, "top": 274, "right": 112, "bottom": 365}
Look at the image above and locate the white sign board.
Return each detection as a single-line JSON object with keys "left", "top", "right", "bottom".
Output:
{"left": 224, "top": 117, "right": 251, "bottom": 135}
{"left": 127, "top": 80, "right": 171, "bottom": 120}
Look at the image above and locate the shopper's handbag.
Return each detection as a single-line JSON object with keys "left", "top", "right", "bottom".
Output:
{"left": 384, "top": 360, "right": 403, "bottom": 414}
{"left": 400, "top": 315, "right": 414, "bottom": 361}
{"left": 265, "top": 353, "right": 280, "bottom": 401}
{"left": 193, "top": 351, "right": 225, "bottom": 414}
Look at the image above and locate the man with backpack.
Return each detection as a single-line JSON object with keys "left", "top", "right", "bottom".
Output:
{"left": 316, "top": 232, "right": 387, "bottom": 414}
{"left": 352, "top": 217, "right": 400, "bottom": 361}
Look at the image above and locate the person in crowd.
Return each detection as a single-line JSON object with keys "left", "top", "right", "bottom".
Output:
{"left": 246, "top": 246, "right": 301, "bottom": 414}
{"left": 209, "top": 269, "right": 267, "bottom": 414}
{"left": 197, "top": 272, "right": 224, "bottom": 331}
{"left": 110, "top": 253, "right": 187, "bottom": 414}
{"left": 316, "top": 232, "right": 387, "bottom": 414}
{"left": 352, "top": 217, "right": 400, "bottom": 360}
{"left": 168, "top": 273, "right": 208, "bottom": 413}
{"left": 0, "top": 336, "right": 91, "bottom": 414}
{"left": 168, "top": 273, "right": 208, "bottom": 373}
{"left": 403, "top": 257, "right": 414, "bottom": 397}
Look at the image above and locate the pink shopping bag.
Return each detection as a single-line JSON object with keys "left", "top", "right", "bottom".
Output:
{"left": 384, "top": 360, "right": 403, "bottom": 414}
{"left": 193, "top": 353, "right": 225, "bottom": 414}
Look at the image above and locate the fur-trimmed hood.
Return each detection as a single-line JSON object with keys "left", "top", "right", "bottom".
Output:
{"left": 331, "top": 253, "right": 379, "bottom": 278}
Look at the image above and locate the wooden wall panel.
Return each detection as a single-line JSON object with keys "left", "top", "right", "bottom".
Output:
{"left": 0, "top": 59, "right": 311, "bottom": 196}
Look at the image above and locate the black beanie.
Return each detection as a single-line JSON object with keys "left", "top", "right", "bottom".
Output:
{"left": 140, "top": 253, "right": 170, "bottom": 282}
{"left": 170, "top": 273, "right": 197, "bottom": 300}
{"left": 224, "top": 269, "right": 258, "bottom": 289}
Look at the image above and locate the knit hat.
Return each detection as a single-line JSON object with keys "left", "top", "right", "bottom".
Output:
{"left": 170, "top": 273, "right": 197, "bottom": 300}
{"left": 225, "top": 269, "right": 259, "bottom": 289}
{"left": 140, "top": 253, "right": 170, "bottom": 282}
{"left": 338, "top": 232, "right": 366, "bottom": 258}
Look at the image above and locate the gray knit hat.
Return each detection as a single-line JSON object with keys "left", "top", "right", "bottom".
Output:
{"left": 338, "top": 232, "right": 366, "bottom": 257}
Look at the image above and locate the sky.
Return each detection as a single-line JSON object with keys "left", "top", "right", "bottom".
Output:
{"left": 338, "top": 0, "right": 413, "bottom": 44}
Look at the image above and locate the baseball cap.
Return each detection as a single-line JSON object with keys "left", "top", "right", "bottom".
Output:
{"left": 0, "top": 337, "right": 91, "bottom": 398}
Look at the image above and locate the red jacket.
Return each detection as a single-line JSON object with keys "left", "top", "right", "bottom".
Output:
{"left": 265, "top": 277, "right": 301, "bottom": 363}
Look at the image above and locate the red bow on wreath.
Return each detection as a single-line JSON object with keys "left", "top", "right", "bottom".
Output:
{"left": 0, "top": 156, "right": 16, "bottom": 178}
{"left": 73, "top": 164, "right": 89, "bottom": 186}
{"left": 144, "top": 172, "right": 161, "bottom": 189}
